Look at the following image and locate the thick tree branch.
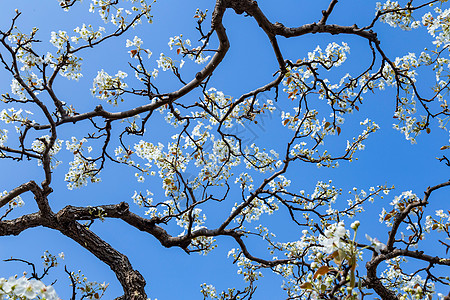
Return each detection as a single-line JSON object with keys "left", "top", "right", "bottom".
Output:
{"left": 0, "top": 181, "right": 38, "bottom": 209}
{"left": 52, "top": 215, "right": 147, "bottom": 300}
{"left": 0, "top": 212, "right": 46, "bottom": 236}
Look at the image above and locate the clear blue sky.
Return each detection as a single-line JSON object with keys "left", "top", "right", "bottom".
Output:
{"left": 0, "top": 1, "right": 449, "bottom": 299}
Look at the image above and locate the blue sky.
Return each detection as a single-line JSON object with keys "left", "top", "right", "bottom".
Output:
{"left": 0, "top": 0, "right": 449, "bottom": 299}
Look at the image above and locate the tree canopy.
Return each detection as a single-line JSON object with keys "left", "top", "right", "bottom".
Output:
{"left": 1, "top": 0, "right": 450, "bottom": 299}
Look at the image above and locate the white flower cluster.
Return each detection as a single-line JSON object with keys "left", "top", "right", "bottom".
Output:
{"left": 7, "top": 29, "right": 46, "bottom": 73}
{"left": 244, "top": 143, "right": 280, "bottom": 172}
{"left": 227, "top": 248, "right": 263, "bottom": 282}
{"left": 132, "top": 65, "right": 159, "bottom": 82}
{"left": 68, "top": 270, "right": 109, "bottom": 299}
{"left": 310, "top": 180, "right": 340, "bottom": 205}
{"left": 126, "top": 36, "right": 152, "bottom": 58}
{"left": 156, "top": 53, "right": 179, "bottom": 71}
{"left": 378, "top": 53, "right": 434, "bottom": 143}
{"left": 45, "top": 50, "right": 83, "bottom": 81}
{"left": 126, "top": 35, "right": 143, "bottom": 48}
{"left": 372, "top": 2, "right": 450, "bottom": 146}
{"left": 200, "top": 283, "right": 218, "bottom": 299}
{"left": 65, "top": 137, "right": 99, "bottom": 190}
{"left": 47, "top": 30, "right": 84, "bottom": 80}
{"left": 202, "top": 88, "right": 232, "bottom": 123}
{"left": 0, "top": 276, "right": 59, "bottom": 300}
{"left": 114, "top": 145, "right": 144, "bottom": 176}
{"left": 233, "top": 196, "right": 279, "bottom": 224}
{"left": 57, "top": 0, "right": 78, "bottom": 11}
{"left": 365, "top": 234, "right": 386, "bottom": 253}
{"left": 132, "top": 140, "right": 164, "bottom": 181}
{"left": 284, "top": 109, "right": 367, "bottom": 168}
{"left": 91, "top": 69, "right": 128, "bottom": 106}
{"left": 31, "top": 135, "right": 64, "bottom": 169}
{"left": 0, "top": 108, "right": 35, "bottom": 137}
{"left": 190, "top": 236, "right": 217, "bottom": 255}
{"left": 381, "top": 257, "right": 436, "bottom": 299}
{"left": 290, "top": 181, "right": 339, "bottom": 213}
{"left": 270, "top": 214, "right": 388, "bottom": 299}
{"left": 346, "top": 185, "right": 391, "bottom": 218}
{"left": 132, "top": 139, "right": 203, "bottom": 204}
{"left": 268, "top": 175, "right": 291, "bottom": 192}
{"left": 376, "top": 0, "right": 417, "bottom": 30}
{"left": 200, "top": 88, "right": 276, "bottom": 130}
{"left": 422, "top": 7, "right": 450, "bottom": 48}
{"left": 50, "top": 30, "right": 69, "bottom": 52}
{"left": 17, "top": 51, "right": 44, "bottom": 73}
{"left": 393, "top": 52, "right": 419, "bottom": 81}
{"left": 127, "top": 109, "right": 277, "bottom": 222}
{"left": 1, "top": 190, "right": 24, "bottom": 208}
{"left": 234, "top": 172, "right": 254, "bottom": 191}
{"left": 1, "top": 108, "right": 29, "bottom": 125}
{"left": 176, "top": 207, "right": 206, "bottom": 233}
{"left": 0, "top": 128, "right": 7, "bottom": 148}
{"left": 283, "top": 42, "right": 351, "bottom": 103}
{"left": 318, "top": 221, "right": 348, "bottom": 254}
{"left": 168, "top": 34, "right": 191, "bottom": 51}
{"left": 390, "top": 190, "right": 418, "bottom": 209}
{"left": 168, "top": 34, "right": 210, "bottom": 65}
{"left": 199, "top": 283, "right": 243, "bottom": 300}
{"left": 425, "top": 209, "right": 450, "bottom": 233}
{"left": 282, "top": 108, "right": 312, "bottom": 132}
{"left": 379, "top": 190, "right": 419, "bottom": 227}
{"left": 345, "top": 118, "right": 380, "bottom": 156}
{"left": 10, "top": 79, "right": 28, "bottom": 101}
{"left": 71, "top": 24, "right": 105, "bottom": 44}
{"left": 89, "top": 0, "right": 154, "bottom": 28}
{"left": 307, "top": 42, "right": 350, "bottom": 68}
{"left": 131, "top": 190, "right": 153, "bottom": 207}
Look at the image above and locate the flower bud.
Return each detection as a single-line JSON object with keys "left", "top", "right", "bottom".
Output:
{"left": 351, "top": 220, "right": 360, "bottom": 230}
